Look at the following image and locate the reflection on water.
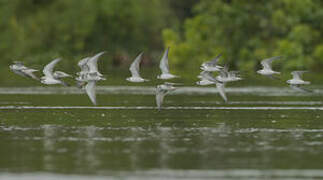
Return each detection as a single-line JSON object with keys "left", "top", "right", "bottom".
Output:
{"left": 0, "top": 106, "right": 323, "bottom": 110}
{"left": 1, "top": 123, "right": 323, "bottom": 174}
{"left": 0, "top": 87, "right": 323, "bottom": 179}
{"left": 0, "top": 86, "right": 322, "bottom": 96}
{"left": 2, "top": 169, "right": 323, "bottom": 180}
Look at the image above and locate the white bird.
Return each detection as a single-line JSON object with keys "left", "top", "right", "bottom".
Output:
{"left": 127, "top": 52, "right": 149, "bottom": 82}
{"left": 287, "top": 71, "right": 311, "bottom": 92}
{"left": 156, "top": 82, "right": 177, "bottom": 110}
{"left": 196, "top": 71, "right": 215, "bottom": 86}
{"left": 257, "top": 56, "right": 281, "bottom": 79}
{"left": 216, "top": 64, "right": 242, "bottom": 83}
{"left": 53, "top": 71, "right": 71, "bottom": 79}
{"left": 215, "top": 81, "right": 227, "bottom": 102}
{"left": 9, "top": 61, "right": 39, "bottom": 81}
{"left": 200, "top": 54, "right": 223, "bottom": 72}
{"left": 198, "top": 71, "right": 227, "bottom": 102}
{"left": 41, "top": 58, "right": 67, "bottom": 86}
{"left": 77, "top": 57, "right": 90, "bottom": 76}
{"left": 78, "top": 52, "right": 106, "bottom": 105}
{"left": 87, "top": 51, "right": 106, "bottom": 77}
{"left": 157, "top": 47, "right": 178, "bottom": 79}
{"left": 85, "top": 81, "right": 97, "bottom": 105}
{"left": 76, "top": 57, "right": 91, "bottom": 88}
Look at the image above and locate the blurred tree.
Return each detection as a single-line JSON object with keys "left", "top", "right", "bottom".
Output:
{"left": 0, "top": 0, "right": 177, "bottom": 70}
{"left": 163, "top": 0, "right": 323, "bottom": 73}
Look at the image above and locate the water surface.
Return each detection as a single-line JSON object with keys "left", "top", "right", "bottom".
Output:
{"left": 0, "top": 86, "right": 323, "bottom": 179}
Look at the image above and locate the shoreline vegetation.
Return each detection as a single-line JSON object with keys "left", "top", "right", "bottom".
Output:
{"left": 1, "top": 0, "right": 323, "bottom": 86}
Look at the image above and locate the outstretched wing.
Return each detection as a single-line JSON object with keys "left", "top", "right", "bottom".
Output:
{"left": 291, "top": 71, "right": 307, "bottom": 80}
{"left": 129, "top": 52, "right": 144, "bottom": 78}
{"left": 85, "top": 81, "right": 97, "bottom": 105}
{"left": 201, "top": 71, "right": 217, "bottom": 83}
{"left": 156, "top": 86, "right": 165, "bottom": 110}
{"left": 87, "top": 51, "right": 106, "bottom": 73}
{"left": 216, "top": 82, "right": 227, "bottom": 102}
{"left": 206, "top": 53, "right": 222, "bottom": 65}
{"left": 261, "top": 56, "right": 281, "bottom": 70}
{"left": 24, "top": 69, "right": 40, "bottom": 81}
{"left": 43, "top": 58, "right": 61, "bottom": 78}
{"left": 78, "top": 57, "right": 90, "bottom": 72}
{"left": 159, "top": 47, "right": 170, "bottom": 74}
{"left": 219, "top": 64, "right": 229, "bottom": 78}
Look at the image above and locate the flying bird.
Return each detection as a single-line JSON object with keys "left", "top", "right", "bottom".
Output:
{"left": 87, "top": 51, "right": 106, "bottom": 77}
{"left": 76, "top": 52, "right": 106, "bottom": 105}
{"left": 127, "top": 52, "right": 149, "bottom": 82}
{"left": 85, "top": 80, "right": 97, "bottom": 105}
{"left": 41, "top": 58, "right": 68, "bottom": 86}
{"left": 76, "top": 57, "right": 91, "bottom": 88}
{"left": 9, "top": 61, "right": 39, "bottom": 81}
{"left": 196, "top": 71, "right": 216, "bottom": 86}
{"left": 216, "top": 64, "right": 242, "bottom": 83}
{"left": 257, "top": 56, "right": 281, "bottom": 79}
{"left": 200, "top": 54, "right": 223, "bottom": 72}
{"left": 287, "top": 71, "right": 311, "bottom": 92}
{"left": 156, "top": 82, "right": 177, "bottom": 110}
{"left": 157, "top": 47, "right": 178, "bottom": 80}
{"left": 197, "top": 71, "right": 228, "bottom": 102}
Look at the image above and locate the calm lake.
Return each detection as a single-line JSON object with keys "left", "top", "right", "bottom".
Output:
{"left": 1, "top": 86, "right": 323, "bottom": 179}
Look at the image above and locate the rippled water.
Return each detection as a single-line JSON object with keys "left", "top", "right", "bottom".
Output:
{"left": 0, "top": 86, "right": 323, "bottom": 179}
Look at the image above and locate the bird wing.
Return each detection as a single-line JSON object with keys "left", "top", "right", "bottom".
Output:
{"left": 85, "top": 81, "right": 97, "bottom": 105}
{"left": 261, "top": 56, "right": 281, "bottom": 70}
{"left": 78, "top": 57, "right": 90, "bottom": 72}
{"left": 201, "top": 71, "right": 217, "bottom": 83}
{"left": 87, "top": 51, "right": 105, "bottom": 72}
{"left": 219, "top": 64, "right": 229, "bottom": 78}
{"left": 43, "top": 58, "right": 61, "bottom": 78}
{"left": 205, "top": 53, "right": 222, "bottom": 66}
{"left": 54, "top": 71, "right": 71, "bottom": 79}
{"left": 129, "top": 52, "right": 144, "bottom": 78}
{"left": 159, "top": 47, "right": 170, "bottom": 74}
{"left": 291, "top": 71, "right": 307, "bottom": 80}
{"left": 156, "top": 86, "right": 165, "bottom": 110}
{"left": 24, "top": 69, "right": 40, "bottom": 81}
{"left": 216, "top": 82, "right": 227, "bottom": 102}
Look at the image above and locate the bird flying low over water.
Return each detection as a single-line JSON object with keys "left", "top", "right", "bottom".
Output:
{"left": 75, "top": 52, "right": 106, "bottom": 105}
{"left": 157, "top": 47, "right": 179, "bottom": 80}
{"left": 156, "top": 82, "right": 178, "bottom": 110}
{"left": 287, "top": 71, "right": 311, "bottom": 92}
{"left": 257, "top": 56, "right": 281, "bottom": 79}
{"left": 127, "top": 52, "right": 149, "bottom": 82}
{"left": 9, "top": 61, "right": 40, "bottom": 81}
{"left": 41, "top": 58, "right": 70, "bottom": 86}
{"left": 196, "top": 71, "right": 215, "bottom": 86}
{"left": 86, "top": 51, "right": 106, "bottom": 78}
{"left": 216, "top": 64, "right": 242, "bottom": 83}
{"left": 200, "top": 54, "right": 223, "bottom": 72}
{"left": 85, "top": 80, "right": 97, "bottom": 105}
{"left": 199, "top": 71, "right": 228, "bottom": 102}
{"left": 76, "top": 57, "right": 91, "bottom": 88}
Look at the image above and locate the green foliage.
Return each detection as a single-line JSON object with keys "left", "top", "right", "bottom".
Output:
{"left": 0, "top": 0, "right": 176, "bottom": 69}
{"left": 163, "top": 0, "right": 323, "bottom": 73}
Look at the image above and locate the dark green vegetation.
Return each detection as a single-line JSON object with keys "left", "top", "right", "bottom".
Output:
{"left": 1, "top": 0, "right": 323, "bottom": 84}
{"left": 164, "top": 0, "right": 323, "bottom": 73}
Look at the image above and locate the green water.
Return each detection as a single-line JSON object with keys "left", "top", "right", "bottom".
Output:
{"left": 0, "top": 87, "right": 323, "bottom": 179}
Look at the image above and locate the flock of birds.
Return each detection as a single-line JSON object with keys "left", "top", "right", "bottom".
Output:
{"left": 9, "top": 47, "right": 312, "bottom": 110}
